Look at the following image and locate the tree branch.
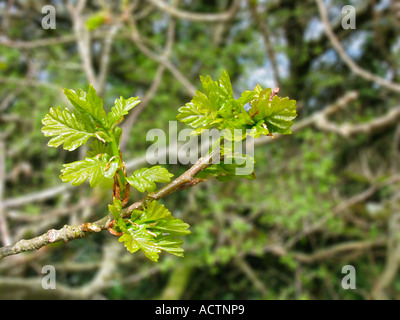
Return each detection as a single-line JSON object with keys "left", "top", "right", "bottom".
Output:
{"left": 0, "top": 139, "right": 11, "bottom": 247}
{"left": 0, "top": 151, "right": 219, "bottom": 260}
{"left": 315, "top": 0, "right": 400, "bottom": 93}
{"left": 247, "top": 0, "right": 281, "bottom": 86}
{"left": 97, "top": 23, "right": 120, "bottom": 96}
{"left": 119, "top": 0, "right": 179, "bottom": 150}
{"left": 129, "top": 17, "right": 196, "bottom": 96}
{"left": 68, "top": 2, "right": 98, "bottom": 88}
{"left": 148, "top": 0, "right": 240, "bottom": 22}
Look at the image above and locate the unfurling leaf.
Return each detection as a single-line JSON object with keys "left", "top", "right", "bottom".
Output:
{"left": 63, "top": 85, "right": 108, "bottom": 128}
{"left": 132, "top": 201, "right": 191, "bottom": 236}
{"left": 60, "top": 155, "right": 119, "bottom": 187}
{"left": 126, "top": 166, "right": 174, "bottom": 193}
{"left": 86, "top": 12, "right": 107, "bottom": 31}
{"left": 86, "top": 139, "right": 113, "bottom": 157}
{"left": 41, "top": 107, "right": 96, "bottom": 151}
{"left": 107, "top": 96, "right": 141, "bottom": 128}
{"left": 176, "top": 70, "right": 233, "bottom": 129}
{"left": 40, "top": 71, "right": 297, "bottom": 263}
{"left": 249, "top": 90, "right": 297, "bottom": 135}
{"left": 177, "top": 70, "right": 297, "bottom": 137}
{"left": 176, "top": 100, "right": 217, "bottom": 129}
{"left": 109, "top": 197, "right": 122, "bottom": 221}
{"left": 118, "top": 201, "right": 190, "bottom": 262}
{"left": 196, "top": 155, "right": 256, "bottom": 182}
{"left": 119, "top": 229, "right": 159, "bottom": 261}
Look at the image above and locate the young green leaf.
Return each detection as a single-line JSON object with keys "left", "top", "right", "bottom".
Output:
{"left": 176, "top": 70, "right": 235, "bottom": 129}
{"left": 63, "top": 85, "right": 108, "bottom": 128}
{"left": 177, "top": 70, "right": 297, "bottom": 137}
{"left": 126, "top": 166, "right": 174, "bottom": 193}
{"left": 131, "top": 200, "right": 171, "bottom": 222}
{"left": 133, "top": 201, "right": 191, "bottom": 235}
{"left": 196, "top": 155, "right": 256, "bottom": 182}
{"left": 217, "top": 70, "right": 234, "bottom": 99}
{"left": 119, "top": 229, "right": 160, "bottom": 262}
{"left": 156, "top": 236, "right": 185, "bottom": 257}
{"left": 265, "top": 96, "right": 297, "bottom": 134}
{"left": 86, "top": 12, "right": 107, "bottom": 31}
{"left": 41, "top": 107, "right": 96, "bottom": 151}
{"left": 200, "top": 70, "right": 233, "bottom": 103}
{"left": 238, "top": 90, "right": 258, "bottom": 105}
{"left": 176, "top": 101, "right": 217, "bottom": 129}
{"left": 86, "top": 139, "right": 113, "bottom": 157}
{"left": 107, "top": 96, "right": 141, "bottom": 128}
{"left": 108, "top": 197, "right": 122, "bottom": 221}
{"left": 60, "top": 155, "right": 119, "bottom": 187}
{"left": 119, "top": 201, "right": 190, "bottom": 261}
{"left": 249, "top": 93, "right": 297, "bottom": 135}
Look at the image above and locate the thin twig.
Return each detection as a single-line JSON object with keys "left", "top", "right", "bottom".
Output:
{"left": 315, "top": 0, "right": 400, "bottom": 93}
{"left": 148, "top": 0, "right": 240, "bottom": 22}
{"left": 247, "top": 0, "right": 281, "bottom": 86}
{"left": 0, "top": 139, "right": 11, "bottom": 246}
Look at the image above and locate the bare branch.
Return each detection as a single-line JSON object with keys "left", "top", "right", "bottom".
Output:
{"left": 129, "top": 18, "right": 196, "bottom": 96}
{"left": 0, "top": 139, "right": 11, "bottom": 246}
{"left": 3, "top": 185, "right": 71, "bottom": 209}
{"left": 97, "top": 23, "right": 120, "bottom": 96}
{"left": 148, "top": 0, "right": 240, "bottom": 22}
{"left": 293, "top": 239, "right": 386, "bottom": 264}
{"left": 68, "top": 2, "right": 98, "bottom": 88}
{"left": 119, "top": 0, "right": 179, "bottom": 149}
{"left": 247, "top": 0, "right": 281, "bottom": 86}
{"left": 315, "top": 0, "right": 400, "bottom": 93}
{"left": 372, "top": 201, "right": 400, "bottom": 299}
{"left": 313, "top": 105, "right": 400, "bottom": 138}
{"left": 234, "top": 256, "right": 268, "bottom": 296}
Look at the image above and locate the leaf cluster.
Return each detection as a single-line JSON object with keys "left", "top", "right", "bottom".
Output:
{"left": 42, "top": 85, "right": 186, "bottom": 261}
{"left": 41, "top": 71, "right": 297, "bottom": 262}
{"left": 177, "top": 70, "right": 297, "bottom": 138}
{"left": 111, "top": 199, "right": 190, "bottom": 262}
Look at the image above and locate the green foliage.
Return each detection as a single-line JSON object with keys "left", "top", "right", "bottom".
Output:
{"left": 86, "top": 12, "right": 107, "bottom": 31}
{"left": 41, "top": 71, "right": 297, "bottom": 262}
{"left": 60, "top": 155, "right": 119, "bottom": 187}
{"left": 63, "top": 85, "right": 108, "bottom": 128}
{"left": 107, "top": 96, "right": 141, "bottom": 129}
{"left": 117, "top": 201, "right": 190, "bottom": 262}
{"left": 5, "top": 0, "right": 396, "bottom": 300}
{"left": 177, "top": 71, "right": 297, "bottom": 138}
{"left": 247, "top": 85, "right": 297, "bottom": 135}
{"left": 108, "top": 197, "right": 123, "bottom": 221}
{"left": 196, "top": 154, "right": 256, "bottom": 182}
{"left": 41, "top": 106, "right": 96, "bottom": 151}
{"left": 126, "top": 166, "right": 174, "bottom": 193}
{"left": 41, "top": 85, "right": 188, "bottom": 261}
